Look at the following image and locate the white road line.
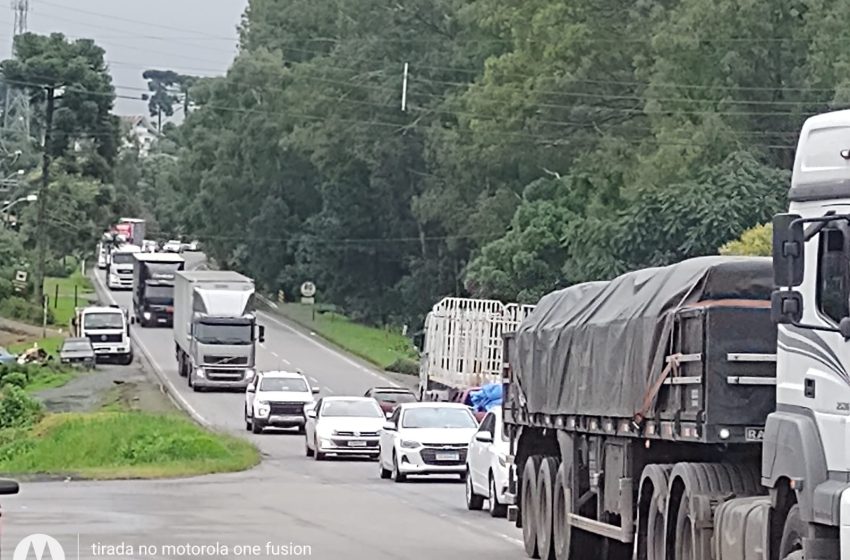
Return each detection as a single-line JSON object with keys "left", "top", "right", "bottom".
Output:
{"left": 257, "top": 310, "right": 401, "bottom": 388}
{"left": 438, "top": 514, "right": 523, "bottom": 548}
{"left": 93, "top": 271, "right": 213, "bottom": 429}
{"left": 310, "top": 376, "right": 319, "bottom": 384}
{"left": 270, "top": 351, "right": 279, "bottom": 358}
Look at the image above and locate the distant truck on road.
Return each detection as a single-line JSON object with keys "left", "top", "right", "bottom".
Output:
{"left": 114, "top": 217, "right": 145, "bottom": 247}
{"left": 71, "top": 305, "right": 133, "bottom": 365}
{"left": 132, "top": 253, "right": 185, "bottom": 327}
{"left": 417, "top": 297, "right": 535, "bottom": 402}
{"left": 106, "top": 244, "right": 141, "bottom": 290}
{"left": 173, "top": 271, "right": 265, "bottom": 392}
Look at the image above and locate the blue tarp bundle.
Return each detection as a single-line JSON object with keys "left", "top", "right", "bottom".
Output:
{"left": 470, "top": 383, "right": 502, "bottom": 412}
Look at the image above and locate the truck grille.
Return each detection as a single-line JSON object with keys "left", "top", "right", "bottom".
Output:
{"left": 204, "top": 355, "right": 248, "bottom": 365}
{"left": 205, "top": 368, "right": 244, "bottom": 381}
{"left": 87, "top": 334, "right": 123, "bottom": 344}
{"left": 420, "top": 446, "right": 468, "bottom": 466}
{"left": 335, "top": 431, "right": 379, "bottom": 437}
{"left": 269, "top": 402, "right": 305, "bottom": 416}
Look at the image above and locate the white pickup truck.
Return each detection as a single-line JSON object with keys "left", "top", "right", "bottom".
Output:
{"left": 72, "top": 305, "right": 133, "bottom": 365}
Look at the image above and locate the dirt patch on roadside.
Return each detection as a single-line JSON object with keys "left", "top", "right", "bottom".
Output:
{"left": 35, "top": 357, "right": 178, "bottom": 415}
{"left": 0, "top": 317, "right": 63, "bottom": 347}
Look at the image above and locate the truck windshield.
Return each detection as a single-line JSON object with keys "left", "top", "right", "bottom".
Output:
{"left": 112, "top": 253, "right": 135, "bottom": 265}
{"left": 401, "top": 407, "right": 477, "bottom": 429}
{"left": 83, "top": 313, "right": 124, "bottom": 330}
{"left": 144, "top": 285, "right": 173, "bottom": 304}
{"left": 194, "top": 322, "right": 252, "bottom": 345}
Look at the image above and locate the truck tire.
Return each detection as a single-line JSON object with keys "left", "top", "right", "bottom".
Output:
{"left": 521, "top": 455, "right": 542, "bottom": 559}
{"left": 465, "top": 468, "right": 484, "bottom": 510}
{"left": 536, "top": 456, "right": 559, "bottom": 560}
{"left": 252, "top": 420, "right": 263, "bottom": 434}
{"left": 778, "top": 505, "right": 804, "bottom": 560}
{"left": 639, "top": 464, "right": 673, "bottom": 560}
{"left": 122, "top": 352, "right": 133, "bottom": 366}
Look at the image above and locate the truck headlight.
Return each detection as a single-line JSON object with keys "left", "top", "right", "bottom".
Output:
{"left": 195, "top": 367, "right": 205, "bottom": 378}
{"left": 245, "top": 368, "right": 255, "bottom": 379}
{"left": 400, "top": 440, "right": 422, "bottom": 449}
{"left": 256, "top": 402, "right": 270, "bottom": 417}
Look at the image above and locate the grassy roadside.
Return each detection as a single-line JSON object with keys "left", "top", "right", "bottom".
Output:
{"left": 0, "top": 412, "right": 260, "bottom": 479}
{"left": 44, "top": 270, "right": 95, "bottom": 327}
{"left": 270, "top": 303, "right": 418, "bottom": 373}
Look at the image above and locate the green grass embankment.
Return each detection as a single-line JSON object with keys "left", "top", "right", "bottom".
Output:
{"left": 44, "top": 270, "right": 94, "bottom": 327}
{"left": 0, "top": 412, "right": 260, "bottom": 479}
{"left": 271, "top": 303, "right": 419, "bottom": 374}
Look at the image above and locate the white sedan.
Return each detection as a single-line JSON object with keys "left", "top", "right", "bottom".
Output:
{"left": 465, "top": 406, "right": 509, "bottom": 517}
{"left": 378, "top": 402, "right": 479, "bottom": 483}
{"left": 304, "top": 397, "right": 385, "bottom": 460}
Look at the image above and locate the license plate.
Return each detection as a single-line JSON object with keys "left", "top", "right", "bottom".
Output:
{"left": 348, "top": 441, "right": 367, "bottom": 447}
{"left": 436, "top": 452, "right": 459, "bottom": 461}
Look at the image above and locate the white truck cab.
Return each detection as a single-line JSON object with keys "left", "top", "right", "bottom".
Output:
{"left": 107, "top": 244, "right": 141, "bottom": 290}
{"left": 72, "top": 305, "right": 133, "bottom": 365}
{"left": 244, "top": 370, "right": 318, "bottom": 434}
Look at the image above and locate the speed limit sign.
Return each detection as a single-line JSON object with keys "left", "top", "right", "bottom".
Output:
{"left": 300, "top": 281, "right": 316, "bottom": 303}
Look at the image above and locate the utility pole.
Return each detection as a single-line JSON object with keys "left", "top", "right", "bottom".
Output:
{"left": 33, "top": 86, "right": 54, "bottom": 305}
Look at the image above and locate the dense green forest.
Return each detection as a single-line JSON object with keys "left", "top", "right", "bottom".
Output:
{"left": 91, "top": 2, "right": 850, "bottom": 325}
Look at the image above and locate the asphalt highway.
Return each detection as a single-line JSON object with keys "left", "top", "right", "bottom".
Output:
{"left": 0, "top": 255, "right": 523, "bottom": 560}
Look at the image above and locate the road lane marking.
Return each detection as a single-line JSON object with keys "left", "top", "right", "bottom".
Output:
{"left": 310, "top": 377, "right": 319, "bottom": 384}
{"left": 93, "top": 270, "right": 213, "bottom": 429}
{"left": 257, "top": 310, "right": 400, "bottom": 388}
{"left": 270, "top": 351, "right": 279, "bottom": 358}
{"left": 283, "top": 358, "right": 291, "bottom": 365}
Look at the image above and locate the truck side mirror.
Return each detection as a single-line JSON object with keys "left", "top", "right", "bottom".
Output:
{"left": 773, "top": 213, "right": 805, "bottom": 287}
{"left": 771, "top": 291, "right": 803, "bottom": 324}
{"left": 258, "top": 325, "right": 266, "bottom": 343}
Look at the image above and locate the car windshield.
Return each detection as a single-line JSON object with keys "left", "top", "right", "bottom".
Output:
{"left": 374, "top": 391, "right": 416, "bottom": 404}
{"left": 401, "top": 407, "right": 477, "bottom": 429}
{"left": 112, "top": 253, "right": 135, "bottom": 264}
{"left": 260, "top": 378, "right": 308, "bottom": 392}
{"left": 83, "top": 313, "right": 124, "bottom": 329}
{"left": 63, "top": 341, "right": 91, "bottom": 351}
{"left": 322, "top": 400, "right": 383, "bottom": 418}
{"left": 194, "top": 322, "right": 252, "bottom": 345}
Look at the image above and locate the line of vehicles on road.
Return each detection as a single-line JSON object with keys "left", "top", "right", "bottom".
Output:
{"left": 86, "top": 111, "right": 850, "bottom": 560}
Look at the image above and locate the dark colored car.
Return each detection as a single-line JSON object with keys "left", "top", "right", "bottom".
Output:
{"left": 59, "top": 337, "right": 96, "bottom": 368}
{"left": 364, "top": 386, "right": 418, "bottom": 416}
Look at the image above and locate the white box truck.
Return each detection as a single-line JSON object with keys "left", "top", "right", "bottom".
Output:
{"left": 71, "top": 305, "right": 133, "bottom": 365}
{"left": 417, "top": 297, "right": 535, "bottom": 401}
{"left": 173, "top": 270, "right": 265, "bottom": 392}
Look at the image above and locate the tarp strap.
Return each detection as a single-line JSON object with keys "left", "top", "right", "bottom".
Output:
{"left": 632, "top": 353, "right": 683, "bottom": 430}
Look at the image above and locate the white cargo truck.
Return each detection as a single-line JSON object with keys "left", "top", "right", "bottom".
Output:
{"left": 173, "top": 271, "right": 265, "bottom": 392}
{"left": 503, "top": 110, "right": 850, "bottom": 560}
{"left": 71, "top": 305, "right": 133, "bottom": 365}
{"left": 417, "top": 297, "right": 535, "bottom": 401}
{"left": 106, "top": 244, "right": 141, "bottom": 289}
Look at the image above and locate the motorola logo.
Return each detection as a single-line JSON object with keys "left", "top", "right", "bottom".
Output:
{"left": 13, "top": 534, "right": 65, "bottom": 560}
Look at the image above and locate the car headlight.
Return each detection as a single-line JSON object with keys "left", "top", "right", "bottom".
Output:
{"left": 245, "top": 368, "right": 255, "bottom": 379}
{"left": 143, "top": 312, "right": 151, "bottom": 319}
{"left": 195, "top": 367, "right": 205, "bottom": 378}
{"left": 400, "top": 440, "right": 422, "bottom": 449}
{"left": 256, "top": 402, "right": 270, "bottom": 417}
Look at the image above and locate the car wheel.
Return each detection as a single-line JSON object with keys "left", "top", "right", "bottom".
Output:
{"left": 314, "top": 438, "right": 325, "bottom": 461}
{"left": 252, "top": 420, "right": 263, "bottom": 434}
{"left": 466, "top": 469, "right": 484, "bottom": 510}
{"left": 244, "top": 408, "right": 251, "bottom": 431}
{"left": 379, "top": 454, "right": 391, "bottom": 479}
{"left": 296, "top": 425, "right": 305, "bottom": 435}
{"left": 391, "top": 452, "right": 406, "bottom": 483}
{"left": 489, "top": 472, "right": 507, "bottom": 518}
{"left": 305, "top": 437, "right": 314, "bottom": 457}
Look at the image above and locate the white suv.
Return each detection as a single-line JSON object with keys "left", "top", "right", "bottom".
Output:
{"left": 244, "top": 371, "right": 319, "bottom": 434}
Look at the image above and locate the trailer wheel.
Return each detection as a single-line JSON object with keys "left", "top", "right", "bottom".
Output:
{"left": 778, "top": 505, "right": 804, "bottom": 560}
{"left": 521, "top": 455, "right": 542, "bottom": 559}
{"left": 536, "top": 457, "right": 559, "bottom": 560}
{"left": 638, "top": 464, "right": 673, "bottom": 560}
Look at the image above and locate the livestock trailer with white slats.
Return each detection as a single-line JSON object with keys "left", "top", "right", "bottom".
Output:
{"left": 417, "top": 297, "right": 535, "bottom": 400}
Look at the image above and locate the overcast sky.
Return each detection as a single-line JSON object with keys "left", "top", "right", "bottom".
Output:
{"left": 0, "top": 0, "right": 248, "bottom": 116}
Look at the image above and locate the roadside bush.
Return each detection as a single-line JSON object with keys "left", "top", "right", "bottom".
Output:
{"left": 1, "top": 372, "right": 27, "bottom": 389}
{"left": 0, "top": 386, "right": 43, "bottom": 429}
{"left": 44, "top": 257, "right": 77, "bottom": 279}
{"left": 0, "top": 296, "right": 52, "bottom": 324}
{"left": 386, "top": 357, "right": 419, "bottom": 376}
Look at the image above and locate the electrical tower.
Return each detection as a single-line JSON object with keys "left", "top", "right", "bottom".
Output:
{"left": 3, "top": 0, "right": 30, "bottom": 140}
